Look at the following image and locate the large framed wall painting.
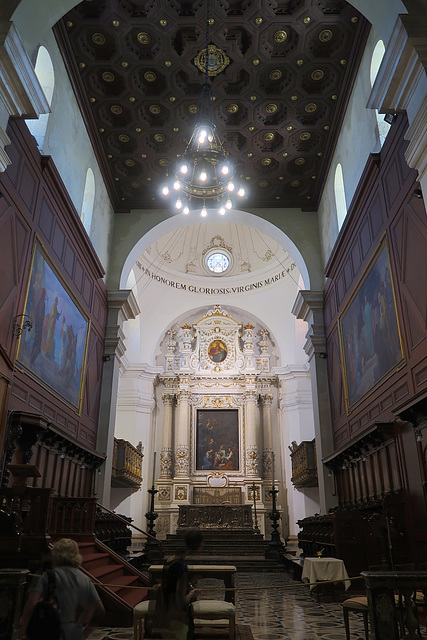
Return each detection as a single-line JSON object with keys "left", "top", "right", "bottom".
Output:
{"left": 16, "top": 239, "right": 90, "bottom": 413}
{"left": 196, "top": 409, "right": 239, "bottom": 471}
{"left": 338, "top": 236, "right": 404, "bottom": 413}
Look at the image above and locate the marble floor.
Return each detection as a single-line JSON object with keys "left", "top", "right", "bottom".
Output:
{"left": 86, "top": 572, "right": 367, "bottom": 640}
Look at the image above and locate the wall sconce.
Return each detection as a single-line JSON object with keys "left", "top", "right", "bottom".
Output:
{"left": 412, "top": 188, "right": 422, "bottom": 199}
{"left": 102, "top": 355, "right": 111, "bottom": 362}
{"left": 416, "top": 431, "right": 423, "bottom": 442}
{"left": 12, "top": 314, "right": 32, "bottom": 337}
{"left": 319, "top": 352, "right": 328, "bottom": 359}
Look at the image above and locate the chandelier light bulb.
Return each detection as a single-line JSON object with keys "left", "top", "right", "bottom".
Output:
{"left": 226, "top": 199, "right": 232, "bottom": 209}
{"left": 238, "top": 187, "right": 245, "bottom": 197}
{"left": 162, "top": 185, "right": 169, "bottom": 196}
{"left": 221, "top": 165, "right": 229, "bottom": 175}
{"left": 227, "top": 182, "right": 235, "bottom": 192}
{"left": 180, "top": 164, "right": 188, "bottom": 174}
{"left": 201, "top": 205, "right": 208, "bottom": 217}
{"left": 219, "top": 206, "right": 226, "bottom": 215}
{"left": 200, "top": 169, "right": 207, "bottom": 182}
{"left": 208, "top": 134, "right": 213, "bottom": 142}
{"left": 175, "top": 198, "right": 182, "bottom": 209}
{"left": 183, "top": 205, "right": 190, "bottom": 215}
{"left": 173, "top": 180, "right": 181, "bottom": 190}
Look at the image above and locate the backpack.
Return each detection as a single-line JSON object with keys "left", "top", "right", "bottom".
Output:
{"left": 27, "top": 570, "right": 62, "bottom": 640}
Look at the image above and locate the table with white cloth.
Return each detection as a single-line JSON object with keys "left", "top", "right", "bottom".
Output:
{"left": 301, "top": 557, "right": 351, "bottom": 592}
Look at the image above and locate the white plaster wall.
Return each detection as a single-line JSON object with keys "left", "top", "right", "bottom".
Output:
{"left": 317, "top": 28, "right": 385, "bottom": 266}
{"left": 25, "top": 30, "right": 114, "bottom": 271}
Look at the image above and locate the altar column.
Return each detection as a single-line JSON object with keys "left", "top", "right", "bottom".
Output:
{"left": 175, "top": 383, "right": 191, "bottom": 478}
{"left": 245, "top": 382, "right": 260, "bottom": 477}
{"left": 160, "top": 393, "right": 174, "bottom": 478}
{"left": 261, "top": 393, "right": 274, "bottom": 479}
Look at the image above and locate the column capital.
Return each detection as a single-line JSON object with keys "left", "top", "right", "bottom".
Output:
{"left": 162, "top": 393, "right": 175, "bottom": 405}
{"left": 292, "top": 290, "right": 324, "bottom": 322}
{"left": 292, "top": 291, "right": 326, "bottom": 360}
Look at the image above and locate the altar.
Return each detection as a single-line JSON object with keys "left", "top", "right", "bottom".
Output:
{"left": 177, "top": 504, "right": 254, "bottom": 529}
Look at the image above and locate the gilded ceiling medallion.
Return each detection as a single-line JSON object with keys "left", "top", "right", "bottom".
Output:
{"left": 125, "top": 159, "right": 135, "bottom": 167}
{"left": 286, "top": 126, "right": 293, "bottom": 131}
{"left": 295, "top": 157, "right": 305, "bottom": 165}
{"left": 79, "top": 62, "right": 86, "bottom": 69}
{"left": 259, "top": 180, "right": 268, "bottom": 187}
{"left": 208, "top": 18, "right": 214, "bottom": 25}
{"left": 194, "top": 45, "right": 230, "bottom": 77}
{"left": 248, "top": 126, "right": 255, "bottom": 132}
{"left": 290, "top": 180, "right": 300, "bottom": 187}
{"left": 264, "top": 133, "right": 275, "bottom": 142}
{"left": 255, "top": 17, "right": 263, "bottom": 25}
{"left": 319, "top": 29, "right": 333, "bottom": 42}
{"left": 118, "top": 134, "right": 129, "bottom": 142}
{"left": 311, "top": 69, "right": 324, "bottom": 81}
{"left": 144, "top": 71, "right": 156, "bottom": 82}
{"left": 66, "top": 21, "right": 73, "bottom": 28}
{"left": 129, "top": 97, "right": 136, "bottom": 102}
{"left": 340, "top": 59, "right": 347, "bottom": 65}
{"left": 137, "top": 32, "right": 151, "bottom": 45}
{"left": 154, "top": 134, "right": 165, "bottom": 142}
{"left": 89, "top": 97, "right": 96, "bottom": 102}
{"left": 253, "top": 59, "right": 260, "bottom": 65}
{"left": 265, "top": 103, "right": 278, "bottom": 113}
{"left": 165, "top": 60, "right": 172, "bottom": 67}
{"left": 121, "top": 61, "right": 128, "bottom": 68}
{"left": 112, "top": 20, "right": 120, "bottom": 27}
{"left": 160, "top": 19, "right": 167, "bottom": 26}
{"left": 351, "top": 16, "right": 358, "bottom": 23}
{"left": 149, "top": 105, "right": 161, "bottom": 114}
{"left": 304, "top": 17, "right": 311, "bottom": 24}
{"left": 291, "top": 95, "right": 298, "bottom": 101}
{"left": 169, "top": 96, "right": 176, "bottom": 102}
{"left": 247, "top": 152, "right": 253, "bottom": 157}
{"left": 250, "top": 96, "right": 257, "bottom": 101}
{"left": 159, "top": 159, "right": 168, "bottom": 166}
{"left": 131, "top": 181, "right": 140, "bottom": 188}
{"left": 261, "top": 158, "right": 271, "bottom": 166}
{"left": 227, "top": 104, "right": 239, "bottom": 114}
{"left": 274, "top": 30, "right": 287, "bottom": 43}
{"left": 135, "top": 127, "right": 141, "bottom": 132}
{"left": 297, "top": 59, "right": 304, "bottom": 65}
{"left": 188, "top": 105, "right": 198, "bottom": 114}
{"left": 305, "top": 103, "right": 317, "bottom": 112}
{"left": 269, "top": 69, "right": 282, "bottom": 80}
{"left": 282, "top": 152, "right": 288, "bottom": 157}
{"left": 300, "top": 132, "right": 311, "bottom": 140}
{"left": 92, "top": 33, "right": 105, "bottom": 45}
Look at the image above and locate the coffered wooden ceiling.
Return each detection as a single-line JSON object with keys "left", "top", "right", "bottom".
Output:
{"left": 55, "top": 0, "right": 369, "bottom": 212}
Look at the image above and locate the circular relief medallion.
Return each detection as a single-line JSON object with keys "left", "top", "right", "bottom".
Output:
{"left": 305, "top": 103, "right": 317, "bottom": 113}
{"left": 261, "top": 158, "right": 271, "bottom": 166}
{"left": 227, "top": 104, "right": 239, "bottom": 114}
{"left": 319, "top": 29, "right": 332, "bottom": 42}
{"left": 111, "top": 105, "right": 122, "bottom": 114}
{"left": 269, "top": 69, "right": 282, "bottom": 80}
{"left": 194, "top": 45, "right": 230, "bottom": 77}
{"left": 131, "top": 181, "right": 140, "bottom": 188}
{"left": 125, "top": 159, "right": 135, "bottom": 167}
{"left": 137, "top": 32, "right": 151, "bottom": 44}
{"left": 154, "top": 134, "right": 165, "bottom": 142}
{"left": 311, "top": 69, "right": 324, "bottom": 81}
{"left": 208, "top": 340, "right": 228, "bottom": 363}
{"left": 118, "top": 134, "right": 129, "bottom": 143}
{"left": 92, "top": 33, "right": 106, "bottom": 45}
{"left": 258, "top": 180, "right": 268, "bottom": 187}
{"left": 188, "top": 105, "right": 198, "bottom": 114}
{"left": 144, "top": 71, "right": 156, "bottom": 82}
{"left": 274, "top": 30, "right": 287, "bottom": 43}
{"left": 300, "top": 131, "right": 311, "bottom": 140}
{"left": 149, "top": 105, "right": 161, "bottom": 114}
{"left": 265, "top": 103, "right": 278, "bottom": 114}
{"left": 264, "top": 133, "right": 275, "bottom": 142}
{"left": 102, "top": 71, "right": 115, "bottom": 82}
{"left": 295, "top": 157, "right": 305, "bottom": 165}
{"left": 290, "top": 179, "right": 300, "bottom": 187}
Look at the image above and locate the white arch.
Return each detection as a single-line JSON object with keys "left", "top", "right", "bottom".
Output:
{"left": 26, "top": 45, "right": 54, "bottom": 150}
{"left": 334, "top": 163, "right": 347, "bottom": 230}
{"left": 119, "top": 208, "right": 311, "bottom": 291}
{"left": 81, "top": 168, "right": 95, "bottom": 234}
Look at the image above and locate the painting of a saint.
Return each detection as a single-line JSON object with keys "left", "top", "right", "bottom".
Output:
{"left": 196, "top": 409, "right": 239, "bottom": 471}
{"left": 339, "top": 237, "right": 404, "bottom": 412}
{"left": 208, "top": 340, "right": 227, "bottom": 363}
{"left": 16, "top": 240, "right": 90, "bottom": 413}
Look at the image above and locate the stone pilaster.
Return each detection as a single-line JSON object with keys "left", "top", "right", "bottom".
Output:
{"left": 261, "top": 393, "right": 273, "bottom": 478}
{"left": 160, "top": 393, "right": 174, "bottom": 478}
{"left": 292, "top": 290, "right": 337, "bottom": 513}
{"left": 245, "top": 385, "right": 260, "bottom": 477}
{"left": 175, "top": 384, "right": 191, "bottom": 477}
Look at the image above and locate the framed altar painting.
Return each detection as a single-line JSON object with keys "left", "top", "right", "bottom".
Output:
{"left": 338, "top": 236, "right": 404, "bottom": 413}
{"left": 16, "top": 238, "right": 90, "bottom": 413}
{"left": 196, "top": 409, "right": 239, "bottom": 471}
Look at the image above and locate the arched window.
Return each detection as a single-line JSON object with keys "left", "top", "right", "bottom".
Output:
{"left": 334, "top": 163, "right": 347, "bottom": 230}
{"left": 81, "top": 168, "right": 95, "bottom": 234}
{"left": 370, "top": 40, "right": 390, "bottom": 147}
{"left": 26, "top": 46, "right": 54, "bottom": 150}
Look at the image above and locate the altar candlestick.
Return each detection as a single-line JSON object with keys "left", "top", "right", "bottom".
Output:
{"left": 271, "top": 451, "right": 275, "bottom": 488}
{"left": 152, "top": 451, "right": 156, "bottom": 487}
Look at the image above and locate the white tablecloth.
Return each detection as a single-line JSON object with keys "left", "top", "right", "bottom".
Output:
{"left": 301, "top": 557, "right": 351, "bottom": 590}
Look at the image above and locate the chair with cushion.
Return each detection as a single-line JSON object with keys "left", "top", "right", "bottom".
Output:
{"left": 191, "top": 600, "right": 236, "bottom": 640}
{"left": 342, "top": 596, "right": 369, "bottom": 640}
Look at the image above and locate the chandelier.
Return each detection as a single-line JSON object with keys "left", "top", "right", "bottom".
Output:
{"left": 161, "top": 4, "right": 245, "bottom": 217}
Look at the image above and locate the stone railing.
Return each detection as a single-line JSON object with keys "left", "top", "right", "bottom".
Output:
{"left": 111, "top": 438, "right": 143, "bottom": 488}
{"left": 362, "top": 570, "right": 427, "bottom": 640}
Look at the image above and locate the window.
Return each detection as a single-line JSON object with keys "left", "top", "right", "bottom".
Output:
{"left": 26, "top": 46, "right": 54, "bottom": 150}
{"left": 334, "top": 163, "right": 347, "bottom": 230}
{"left": 204, "top": 248, "right": 232, "bottom": 275}
{"left": 370, "top": 40, "right": 390, "bottom": 147}
{"left": 81, "top": 168, "right": 95, "bottom": 234}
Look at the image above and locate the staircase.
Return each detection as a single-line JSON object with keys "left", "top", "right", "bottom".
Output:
{"left": 160, "top": 529, "right": 286, "bottom": 572}
{"left": 78, "top": 539, "right": 150, "bottom": 625}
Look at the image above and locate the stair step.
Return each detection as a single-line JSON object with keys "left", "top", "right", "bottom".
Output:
{"left": 81, "top": 553, "right": 111, "bottom": 570}
{"left": 116, "top": 588, "right": 149, "bottom": 607}
{"left": 105, "top": 575, "right": 140, "bottom": 591}
{"left": 90, "top": 564, "right": 125, "bottom": 581}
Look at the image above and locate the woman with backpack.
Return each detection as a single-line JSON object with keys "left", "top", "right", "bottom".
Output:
{"left": 19, "top": 538, "right": 105, "bottom": 640}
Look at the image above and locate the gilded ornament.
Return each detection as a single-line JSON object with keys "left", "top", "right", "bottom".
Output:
{"left": 79, "top": 62, "right": 86, "bottom": 69}
{"left": 112, "top": 20, "right": 120, "bottom": 27}
{"left": 125, "top": 159, "right": 135, "bottom": 167}
{"left": 250, "top": 95, "right": 257, "bottom": 101}
{"left": 122, "top": 61, "right": 129, "bottom": 68}
{"left": 160, "top": 19, "right": 167, "bottom": 26}
{"left": 297, "top": 59, "right": 304, "bottom": 66}
{"left": 129, "top": 97, "right": 136, "bottom": 102}
{"left": 317, "top": 152, "right": 322, "bottom": 156}
{"left": 159, "top": 159, "right": 168, "bottom": 167}
{"left": 173, "top": 127, "right": 179, "bottom": 132}
{"left": 227, "top": 104, "right": 239, "bottom": 114}
{"left": 261, "top": 158, "right": 271, "bottom": 166}
{"left": 291, "top": 95, "right": 297, "bottom": 101}
{"left": 89, "top": 97, "right": 96, "bottom": 103}
{"left": 295, "top": 157, "right": 305, "bottom": 165}
{"left": 111, "top": 105, "right": 122, "bottom": 114}
{"left": 188, "top": 105, "right": 198, "bottom": 114}
{"left": 165, "top": 60, "right": 172, "bottom": 67}
{"left": 208, "top": 18, "right": 214, "bottom": 25}
{"left": 282, "top": 152, "right": 288, "bottom": 157}
{"left": 102, "top": 72, "right": 114, "bottom": 82}
{"left": 304, "top": 16, "right": 311, "bottom": 23}
{"left": 107, "top": 154, "right": 112, "bottom": 159}
{"left": 154, "top": 134, "right": 165, "bottom": 142}
{"left": 255, "top": 17, "right": 262, "bottom": 25}
{"left": 253, "top": 59, "right": 260, "bottom": 65}
{"left": 286, "top": 125, "right": 293, "bottom": 131}
{"left": 258, "top": 180, "right": 268, "bottom": 187}
{"left": 169, "top": 96, "right": 176, "bottom": 102}
{"left": 98, "top": 128, "right": 104, "bottom": 133}
{"left": 311, "top": 69, "right": 324, "bottom": 81}
{"left": 319, "top": 29, "right": 332, "bottom": 42}
{"left": 137, "top": 32, "right": 151, "bottom": 45}
{"left": 263, "top": 133, "right": 274, "bottom": 142}
{"left": 149, "top": 105, "right": 161, "bottom": 114}
{"left": 92, "top": 33, "right": 105, "bottom": 45}
{"left": 66, "top": 21, "right": 73, "bottom": 27}
{"left": 305, "top": 102, "right": 317, "bottom": 112}
{"left": 265, "top": 103, "right": 277, "bottom": 113}
{"left": 300, "top": 131, "right": 310, "bottom": 140}
{"left": 332, "top": 94, "right": 337, "bottom": 100}
{"left": 248, "top": 126, "right": 255, "bottom": 132}
{"left": 131, "top": 181, "right": 140, "bottom": 188}
{"left": 312, "top": 175, "right": 316, "bottom": 179}
{"left": 144, "top": 71, "right": 156, "bottom": 82}
{"left": 247, "top": 152, "right": 253, "bottom": 158}
{"left": 114, "top": 177, "right": 119, "bottom": 181}
{"left": 194, "top": 45, "right": 230, "bottom": 77}
{"left": 324, "top": 125, "right": 329, "bottom": 130}
{"left": 135, "top": 127, "right": 142, "bottom": 132}
{"left": 269, "top": 69, "right": 282, "bottom": 80}
{"left": 290, "top": 180, "right": 300, "bottom": 187}
{"left": 274, "top": 30, "right": 287, "bottom": 43}
{"left": 141, "top": 154, "right": 147, "bottom": 158}
{"left": 351, "top": 16, "right": 358, "bottom": 23}
{"left": 118, "top": 134, "right": 129, "bottom": 142}
{"left": 340, "top": 59, "right": 347, "bottom": 65}
{"left": 279, "top": 176, "right": 284, "bottom": 180}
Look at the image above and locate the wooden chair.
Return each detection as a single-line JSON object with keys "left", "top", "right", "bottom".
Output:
{"left": 342, "top": 596, "right": 369, "bottom": 640}
{"left": 191, "top": 600, "right": 236, "bottom": 640}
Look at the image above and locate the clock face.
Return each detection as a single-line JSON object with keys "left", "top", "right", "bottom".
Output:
{"left": 208, "top": 339, "right": 228, "bottom": 363}
{"left": 206, "top": 252, "right": 230, "bottom": 273}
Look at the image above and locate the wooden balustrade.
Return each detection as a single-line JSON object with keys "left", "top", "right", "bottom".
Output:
{"left": 289, "top": 439, "right": 317, "bottom": 488}
{"left": 48, "top": 496, "right": 97, "bottom": 538}
{"left": 112, "top": 438, "right": 143, "bottom": 488}
{"left": 362, "top": 570, "right": 427, "bottom": 640}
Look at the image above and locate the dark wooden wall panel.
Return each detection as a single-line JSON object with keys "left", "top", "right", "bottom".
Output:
{"left": 0, "top": 119, "right": 108, "bottom": 457}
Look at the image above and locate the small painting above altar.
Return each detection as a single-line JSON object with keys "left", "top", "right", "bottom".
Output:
{"left": 196, "top": 409, "right": 239, "bottom": 471}
{"left": 208, "top": 340, "right": 227, "bottom": 363}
